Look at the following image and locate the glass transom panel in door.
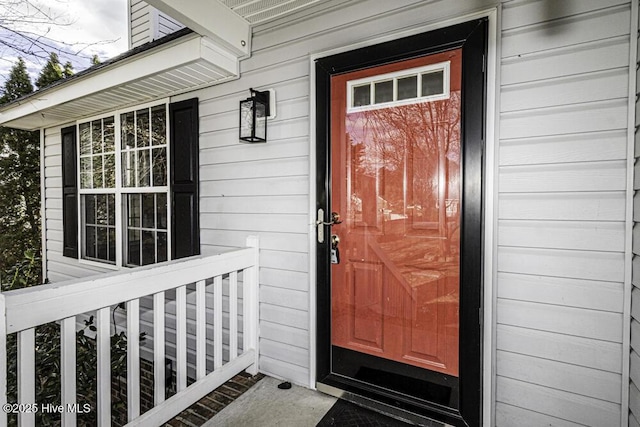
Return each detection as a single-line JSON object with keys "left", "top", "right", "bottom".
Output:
{"left": 331, "top": 49, "right": 462, "bottom": 376}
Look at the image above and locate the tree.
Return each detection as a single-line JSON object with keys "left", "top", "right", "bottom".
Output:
{"left": 34, "top": 51, "right": 73, "bottom": 89}
{"left": 0, "top": 0, "right": 102, "bottom": 65}
{"left": 0, "top": 57, "right": 40, "bottom": 276}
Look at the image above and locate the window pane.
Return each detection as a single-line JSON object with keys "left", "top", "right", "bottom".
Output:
{"left": 86, "top": 226, "right": 96, "bottom": 258}
{"left": 151, "top": 105, "right": 166, "bottom": 146}
{"left": 85, "top": 195, "right": 95, "bottom": 225}
{"left": 121, "top": 112, "right": 135, "bottom": 149}
{"left": 152, "top": 148, "right": 167, "bottom": 186}
{"left": 97, "top": 227, "right": 108, "bottom": 260}
{"left": 122, "top": 151, "right": 136, "bottom": 188}
{"left": 374, "top": 80, "right": 393, "bottom": 104}
{"left": 157, "top": 193, "right": 167, "bottom": 230}
{"left": 93, "top": 156, "right": 103, "bottom": 188}
{"left": 80, "top": 123, "right": 91, "bottom": 155}
{"left": 104, "top": 154, "right": 115, "bottom": 188}
{"left": 107, "top": 194, "right": 115, "bottom": 226}
{"left": 397, "top": 75, "right": 417, "bottom": 100}
{"left": 80, "top": 157, "right": 91, "bottom": 189}
{"left": 353, "top": 84, "right": 371, "bottom": 107}
{"left": 142, "top": 231, "right": 155, "bottom": 265}
{"left": 92, "top": 120, "right": 103, "bottom": 154}
{"left": 128, "top": 194, "right": 141, "bottom": 227}
{"left": 128, "top": 229, "right": 141, "bottom": 266}
{"left": 136, "top": 109, "right": 150, "bottom": 148}
{"left": 138, "top": 150, "right": 150, "bottom": 187}
{"left": 108, "top": 228, "right": 116, "bottom": 262}
{"left": 96, "top": 195, "right": 107, "bottom": 225}
{"left": 142, "top": 193, "right": 155, "bottom": 229}
{"left": 157, "top": 232, "right": 167, "bottom": 263}
{"left": 103, "top": 117, "right": 115, "bottom": 152}
{"left": 422, "top": 70, "right": 444, "bottom": 97}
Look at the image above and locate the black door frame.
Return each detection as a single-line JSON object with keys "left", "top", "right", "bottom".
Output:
{"left": 315, "top": 18, "right": 487, "bottom": 427}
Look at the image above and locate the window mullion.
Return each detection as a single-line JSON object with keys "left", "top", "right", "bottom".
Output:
{"left": 115, "top": 113, "right": 123, "bottom": 267}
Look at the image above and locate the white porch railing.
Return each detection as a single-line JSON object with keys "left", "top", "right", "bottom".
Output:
{"left": 0, "top": 236, "right": 259, "bottom": 427}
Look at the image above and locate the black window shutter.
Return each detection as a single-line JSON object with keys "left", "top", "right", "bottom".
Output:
{"left": 61, "top": 125, "right": 78, "bottom": 258}
{"left": 169, "top": 98, "right": 200, "bottom": 259}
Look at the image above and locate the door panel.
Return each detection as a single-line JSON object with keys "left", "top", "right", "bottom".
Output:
{"left": 316, "top": 19, "right": 487, "bottom": 426}
{"left": 330, "top": 50, "right": 462, "bottom": 377}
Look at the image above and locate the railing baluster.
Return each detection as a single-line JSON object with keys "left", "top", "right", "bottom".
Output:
{"left": 214, "top": 276, "right": 223, "bottom": 370}
{"left": 229, "top": 271, "right": 238, "bottom": 360}
{"left": 61, "top": 317, "right": 77, "bottom": 427}
{"left": 126, "top": 299, "right": 140, "bottom": 421}
{"left": 96, "top": 307, "right": 111, "bottom": 426}
{"left": 245, "top": 236, "right": 260, "bottom": 374}
{"left": 153, "top": 292, "right": 165, "bottom": 405}
{"left": 176, "top": 285, "right": 187, "bottom": 392}
{"left": 17, "top": 328, "right": 35, "bottom": 427}
{"left": 196, "top": 280, "right": 206, "bottom": 380}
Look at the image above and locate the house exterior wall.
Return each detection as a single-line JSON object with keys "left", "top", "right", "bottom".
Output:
{"left": 129, "top": 0, "right": 184, "bottom": 49}
{"left": 41, "top": 0, "right": 636, "bottom": 425}
{"left": 632, "top": 3, "right": 640, "bottom": 426}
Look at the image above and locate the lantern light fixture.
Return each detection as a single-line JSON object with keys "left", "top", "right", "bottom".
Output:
{"left": 239, "top": 88, "right": 273, "bottom": 143}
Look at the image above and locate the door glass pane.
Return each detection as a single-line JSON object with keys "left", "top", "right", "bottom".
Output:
{"left": 352, "top": 84, "right": 371, "bottom": 107}
{"left": 374, "top": 80, "right": 393, "bottom": 104}
{"left": 397, "top": 75, "right": 417, "bottom": 100}
{"left": 422, "top": 70, "right": 444, "bottom": 97}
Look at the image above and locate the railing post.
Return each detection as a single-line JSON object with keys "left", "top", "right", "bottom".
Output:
{"left": 0, "top": 294, "right": 7, "bottom": 427}
{"left": 244, "top": 236, "right": 260, "bottom": 375}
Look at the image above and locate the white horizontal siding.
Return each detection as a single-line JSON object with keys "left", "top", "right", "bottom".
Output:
{"left": 496, "top": 0, "right": 631, "bottom": 425}
{"left": 632, "top": 0, "right": 640, "bottom": 423}
{"left": 130, "top": 0, "right": 152, "bottom": 48}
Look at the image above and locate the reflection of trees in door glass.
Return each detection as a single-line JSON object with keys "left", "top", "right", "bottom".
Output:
{"left": 345, "top": 91, "right": 461, "bottom": 257}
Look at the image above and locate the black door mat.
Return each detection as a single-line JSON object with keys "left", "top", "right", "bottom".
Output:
{"left": 316, "top": 399, "right": 414, "bottom": 426}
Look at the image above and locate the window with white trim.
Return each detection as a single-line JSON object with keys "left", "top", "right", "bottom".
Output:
{"left": 347, "top": 61, "right": 450, "bottom": 113}
{"left": 77, "top": 101, "right": 170, "bottom": 267}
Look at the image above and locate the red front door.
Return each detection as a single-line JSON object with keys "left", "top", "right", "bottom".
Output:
{"left": 330, "top": 49, "right": 462, "bottom": 377}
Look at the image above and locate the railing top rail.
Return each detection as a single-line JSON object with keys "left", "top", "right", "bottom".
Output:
{"left": 1, "top": 246, "right": 258, "bottom": 334}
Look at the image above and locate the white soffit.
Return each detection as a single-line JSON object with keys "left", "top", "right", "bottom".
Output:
{"left": 0, "top": 32, "right": 239, "bottom": 131}
{"left": 220, "top": 0, "right": 323, "bottom": 24}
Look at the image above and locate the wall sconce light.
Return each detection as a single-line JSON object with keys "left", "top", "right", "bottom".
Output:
{"left": 239, "top": 88, "right": 271, "bottom": 143}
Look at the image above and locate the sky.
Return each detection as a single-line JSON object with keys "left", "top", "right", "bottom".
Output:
{"left": 0, "top": 0, "right": 129, "bottom": 86}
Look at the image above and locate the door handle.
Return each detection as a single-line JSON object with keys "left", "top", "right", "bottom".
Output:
{"left": 316, "top": 209, "right": 342, "bottom": 243}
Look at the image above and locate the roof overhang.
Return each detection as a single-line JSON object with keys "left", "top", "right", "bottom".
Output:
{"left": 0, "top": 31, "right": 239, "bottom": 130}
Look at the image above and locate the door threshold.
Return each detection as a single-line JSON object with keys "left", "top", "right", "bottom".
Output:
{"left": 316, "top": 381, "right": 453, "bottom": 427}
